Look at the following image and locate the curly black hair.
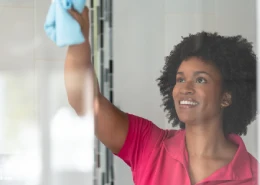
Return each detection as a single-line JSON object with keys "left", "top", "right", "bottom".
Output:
{"left": 157, "top": 31, "right": 257, "bottom": 136}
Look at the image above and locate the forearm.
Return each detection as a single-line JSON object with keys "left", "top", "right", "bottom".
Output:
{"left": 64, "top": 41, "right": 99, "bottom": 115}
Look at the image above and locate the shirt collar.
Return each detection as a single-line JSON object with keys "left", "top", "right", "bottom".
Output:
{"left": 163, "top": 130, "right": 253, "bottom": 181}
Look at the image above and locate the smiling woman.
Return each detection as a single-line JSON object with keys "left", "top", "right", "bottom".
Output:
{"left": 155, "top": 32, "right": 257, "bottom": 184}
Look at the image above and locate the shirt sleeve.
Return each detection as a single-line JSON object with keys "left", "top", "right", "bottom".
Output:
{"left": 114, "top": 113, "right": 165, "bottom": 171}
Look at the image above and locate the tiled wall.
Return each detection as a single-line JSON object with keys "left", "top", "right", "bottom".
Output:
{"left": 90, "top": 0, "right": 115, "bottom": 185}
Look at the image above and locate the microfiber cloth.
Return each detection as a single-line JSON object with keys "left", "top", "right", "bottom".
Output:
{"left": 44, "top": 0, "right": 86, "bottom": 47}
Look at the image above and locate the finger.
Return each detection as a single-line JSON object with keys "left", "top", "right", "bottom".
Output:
{"left": 68, "top": 8, "right": 84, "bottom": 25}
{"left": 68, "top": 8, "right": 79, "bottom": 17}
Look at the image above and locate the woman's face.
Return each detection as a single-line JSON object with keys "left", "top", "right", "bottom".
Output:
{"left": 172, "top": 57, "right": 227, "bottom": 125}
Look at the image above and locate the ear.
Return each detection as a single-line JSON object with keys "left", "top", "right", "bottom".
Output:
{"left": 221, "top": 92, "right": 232, "bottom": 108}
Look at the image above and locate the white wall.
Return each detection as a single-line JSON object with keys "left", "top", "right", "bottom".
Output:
{"left": 113, "top": 0, "right": 257, "bottom": 184}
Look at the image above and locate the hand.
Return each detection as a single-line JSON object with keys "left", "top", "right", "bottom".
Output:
{"left": 69, "top": 6, "right": 90, "bottom": 40}
{"left": 66, "top": 6, "right": 91, "bottom": 58}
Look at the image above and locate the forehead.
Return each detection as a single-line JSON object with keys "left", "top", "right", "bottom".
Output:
{"left": 177, "top": 57, "right": 221, "bottom": 77}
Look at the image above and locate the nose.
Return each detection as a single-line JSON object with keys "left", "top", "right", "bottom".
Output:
{"left": 180, "top": 81, "right": 195, "bottom": 95}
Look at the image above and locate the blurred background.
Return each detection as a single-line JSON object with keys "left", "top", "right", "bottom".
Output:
{"left": 0, "top": 0, "right": 258, "bottom": 185}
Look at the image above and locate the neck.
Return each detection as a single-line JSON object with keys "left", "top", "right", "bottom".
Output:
{"left": 185, "top": 118, "right": 230, "bottom": 158}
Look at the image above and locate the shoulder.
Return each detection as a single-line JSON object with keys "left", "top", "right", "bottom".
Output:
{"left": 248, "top": 153, "right": 258, "bottom": 173}
{"left": 126, "top": 113, "right": 181, "bottom": 148}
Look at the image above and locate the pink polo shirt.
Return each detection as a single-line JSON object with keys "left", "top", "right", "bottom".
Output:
{"left": 116, "top": 114, "right": 258, "bottom": 185}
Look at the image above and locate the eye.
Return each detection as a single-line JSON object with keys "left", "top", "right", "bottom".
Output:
{"left": 196, "top": 77, "right": 207, "bottom": 84}
{"left": 176, "top": 77, "right": 185, "bottom": 83}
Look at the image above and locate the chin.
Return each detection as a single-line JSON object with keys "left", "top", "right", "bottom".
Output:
{"left": 176, "top": 108, "right": 204, "bottom": 124}
{"left": 179, "top": 115, "right": 210, "bottom": 126}
{"left": 178, "top": 114, "right": 198, "bottom": 124}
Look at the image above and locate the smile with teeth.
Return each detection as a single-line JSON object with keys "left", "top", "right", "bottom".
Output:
{"left": 179, "top": 100, "right": 198, "bottom": 106}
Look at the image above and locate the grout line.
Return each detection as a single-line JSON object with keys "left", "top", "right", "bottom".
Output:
{"left": 0, "top": 5, "right": 34, "bottom": 9}
{"left": 33, "top": 0, "right": 37, "bottom": 127}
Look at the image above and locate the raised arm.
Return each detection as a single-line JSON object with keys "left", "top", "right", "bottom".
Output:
{"left": 64, "top": 7, "right": 128, "bottom": 154}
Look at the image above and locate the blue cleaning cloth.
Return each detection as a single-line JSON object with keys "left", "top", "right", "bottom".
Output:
{"left": 44, "top": 0, "right": 86, "bottom": 47}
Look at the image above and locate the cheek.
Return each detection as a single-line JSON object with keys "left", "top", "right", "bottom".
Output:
{"left": 172, "top": 86, "right": 180, "bottom": 108}
{"left": 172, "top": 86, "right": 178, "bottom": 99}
{"left": 198, "top": 88, "right": 222, "bottom": 105}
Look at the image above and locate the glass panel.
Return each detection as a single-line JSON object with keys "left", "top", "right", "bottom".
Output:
{"left": 48, "top": 70, "right": 95, "bottom": 185}
{"left": 0, "top": 70, "right": 41, "bottom": 185}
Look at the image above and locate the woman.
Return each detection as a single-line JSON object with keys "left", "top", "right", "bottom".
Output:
{"left": 66, "top": 7, "right": 258, "bottom": 185}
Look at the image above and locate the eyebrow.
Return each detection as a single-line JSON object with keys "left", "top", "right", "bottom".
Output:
{"left": 177, "top": 71, "right": 213, "bottom": 78}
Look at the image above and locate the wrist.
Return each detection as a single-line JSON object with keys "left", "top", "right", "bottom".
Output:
{"left": 67, "top": 41, "right": 91, "bottom": 60}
